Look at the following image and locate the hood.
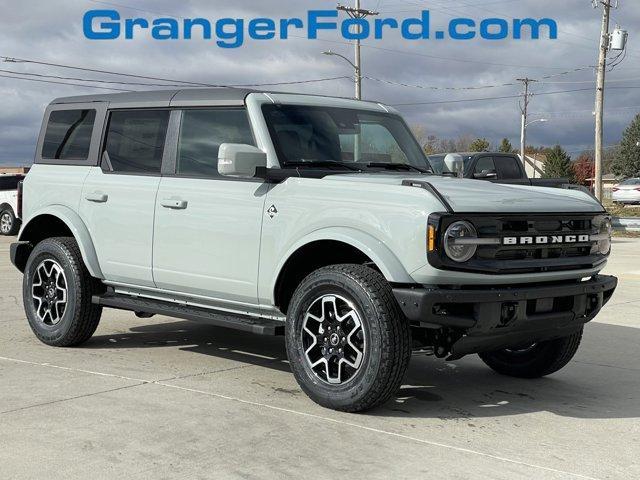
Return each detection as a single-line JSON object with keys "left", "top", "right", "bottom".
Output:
{"left": 327, "top": 173, "right": 604, "bottom": 213}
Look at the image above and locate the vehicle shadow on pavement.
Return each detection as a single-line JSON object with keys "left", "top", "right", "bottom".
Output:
{"left": 86, "top": 320, "right": 640, "bottom": 420}
{"left": 87, "top": 320, "right": 293, "bottom": 373}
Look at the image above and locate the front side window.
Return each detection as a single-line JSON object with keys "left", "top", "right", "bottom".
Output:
{"left": 42, "top": 109, "right": 96, "bottom": 160}
{"left": 262, "top": 104, "right": 430, "bottom": 171}
{"left": 103, "top": 110, "right": 169, "bottom": 173}
{"left": 177, "top": 109, "right": 254, "bottom": 177}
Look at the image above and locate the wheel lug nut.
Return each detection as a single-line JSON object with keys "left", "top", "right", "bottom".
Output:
{"left": 329, "top": 348, "right": 333, "bottom": 354}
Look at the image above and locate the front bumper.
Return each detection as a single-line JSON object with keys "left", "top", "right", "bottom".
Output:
{"left": 393, "top": 275, "right": 617, "bottom": 359}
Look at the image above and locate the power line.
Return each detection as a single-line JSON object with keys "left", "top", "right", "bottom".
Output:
{"left": 0, "top": 57, "right": 352, "bottom": 88}
{"left": 390, "top": 84, "right": 640, "bottom": 106}
{"left": 0, "top": 73, "right": 133, "bottom": 91}
{"left": 365, "top": 75, "right": 517, "bottom": 90}
{"left": 365, "top": 65, "right": 599, "bottom": 91}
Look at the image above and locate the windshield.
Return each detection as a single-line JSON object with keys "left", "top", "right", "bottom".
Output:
{"left": 262, "top": 104, "right": 432, "bottom": 171}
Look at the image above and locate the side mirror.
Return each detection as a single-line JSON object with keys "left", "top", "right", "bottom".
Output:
{"left": 443, "top": 153, "right": 464, "bottom": 178}
{"left": 218, "top": 144, "right": 267, "bottom": 178}
{"left": 473, "top": 169, "right": 497, "bottom": 179}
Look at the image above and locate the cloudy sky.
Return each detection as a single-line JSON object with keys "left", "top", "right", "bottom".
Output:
{"left": 1, "top": 0, "right": 639, "bottom": 165}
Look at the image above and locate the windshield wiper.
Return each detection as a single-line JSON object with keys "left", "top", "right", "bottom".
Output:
{"left": 365, "top": 162, "right": 430, "bottom": 173}
{"left": 285, "top": 160, "right": 362, "bottom": 171}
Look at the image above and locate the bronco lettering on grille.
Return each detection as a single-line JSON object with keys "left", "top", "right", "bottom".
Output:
{"left": 503, "top": 234, "right": 591, "bottom": 245}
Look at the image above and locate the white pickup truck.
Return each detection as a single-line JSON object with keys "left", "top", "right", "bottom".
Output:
{"left": 0, "top": 174, "right": 23, "bottom": 236}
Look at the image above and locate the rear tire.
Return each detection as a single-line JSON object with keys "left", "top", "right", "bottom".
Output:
{"left": 478, "top": 329, "right": 583, "bottom": 378}
{"left": 23, "top": 237, "right": 102, "bottom": 347}
{"left": 0, "top": 208, "right": 18, "bottom": 236}
{"left": 285, "top": 264, "right": 411, "bottom": 412}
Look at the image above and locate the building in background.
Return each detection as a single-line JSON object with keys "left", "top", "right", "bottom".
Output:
{"left": 522, "top": 154, "right": 546, "bottom": 178}
{"left": 0, "top": 167, "right": 30, "bottom": 174}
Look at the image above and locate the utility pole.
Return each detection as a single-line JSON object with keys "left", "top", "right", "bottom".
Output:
{"left": 517, "top": 78, "right": 536, "bottom": 169}
{"left": 594, "top": 0, "right": 612, "bottom": 202}
{"left": 337, "top": 2, "right": 378, "bottom": 100}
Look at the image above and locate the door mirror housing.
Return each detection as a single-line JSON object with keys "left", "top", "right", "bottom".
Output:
{"left": 443, "top": 153, "right": 464, "bottom": 178}
{"left": 218, "top": 144, "right": 267, "bottom": 178}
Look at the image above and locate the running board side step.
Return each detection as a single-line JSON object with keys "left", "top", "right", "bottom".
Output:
{"left": 92, "top": 293, "right": 285, "bottom": 336}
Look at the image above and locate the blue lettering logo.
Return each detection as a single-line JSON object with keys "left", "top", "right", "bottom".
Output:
{"left": 83, "top": 9, "right": 558, "bottom": 46}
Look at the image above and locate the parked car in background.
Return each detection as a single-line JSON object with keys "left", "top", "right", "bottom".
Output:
{"left": 0, "top": 174, "right": 23, "bottom": 236}
{"left": 427, "top": 152, "right": 569, "bottom": 188}
{"left": 612, "top": 178, "right": 640, "bottom": 205}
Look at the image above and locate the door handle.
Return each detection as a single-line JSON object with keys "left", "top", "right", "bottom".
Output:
{"left": 161, "top": 198, "right": 188, "bottom": 210}
{"left": 85, "top": 192, "right": 108, "bottom": 203}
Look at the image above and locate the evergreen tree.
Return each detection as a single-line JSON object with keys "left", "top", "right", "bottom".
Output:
{"left": 611, "top": 114, "right": 640, "bottom": 178}
{"left": 499, "top": 138, "right": 513, "bottom": 153}
{"left": 469, "top": 138, "right": 490, "bottom": 152}
{"left": 543, "top": 145, "right": 574, "bottom": 180}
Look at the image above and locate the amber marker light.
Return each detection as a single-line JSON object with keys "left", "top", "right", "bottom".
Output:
{"left": 428, "top": 225, "right": 436, "bottom": 252}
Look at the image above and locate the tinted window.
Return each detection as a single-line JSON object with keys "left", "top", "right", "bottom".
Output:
{"left": 103, "top": 110, "right": 169, "bottom": 173}
{"left": 494, "top": 156, "right": 522, "bottom": 179}
{"left": 42, "top": 109, "right": 96, "bottom": 160}
{"left": 177, "top": 109, "right": 254, "bottom": 177}
{"left": 474, "top": 156, "right": 496, "bottom": 174}
{"left": 262, "top": 104, "right": 429, "bottom": 170}
{"left": 0, "top": 175, "right": 23, "bottom": 191}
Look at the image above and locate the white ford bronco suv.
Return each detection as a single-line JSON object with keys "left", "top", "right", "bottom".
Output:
{"left": 11, "top": 89, "right": 617, "bottom": 412}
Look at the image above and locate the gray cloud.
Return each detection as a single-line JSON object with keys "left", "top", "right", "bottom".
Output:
{"left": 1, "top": 0, "right": 639, "bottom": 164}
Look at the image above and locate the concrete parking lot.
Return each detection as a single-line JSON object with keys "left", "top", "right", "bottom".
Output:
{"left": 1, "top": 235, "right": 639, "bottom": 480}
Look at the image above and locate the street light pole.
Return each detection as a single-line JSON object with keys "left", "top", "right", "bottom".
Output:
{"left": 517, "top": 78, "right": 536, "bottom": 168}
{"left": 523, "top": 119, "right": 548, "bottom": 178}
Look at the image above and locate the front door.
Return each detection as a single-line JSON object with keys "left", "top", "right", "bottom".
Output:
{"left": 152, "top": 108, "right": 267, "bottom": 310}
{"left": 80, "top": 109, "right": 170, "bottom": 287}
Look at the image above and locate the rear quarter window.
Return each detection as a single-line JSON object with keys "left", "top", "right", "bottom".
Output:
{"left": 42, "top": 109, "right": 96, "bottom": 160}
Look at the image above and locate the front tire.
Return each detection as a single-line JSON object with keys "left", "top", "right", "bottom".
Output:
{"left": 23, "top": 237, "right": 102, "bottom": 347}
{"left": 478, "top": 329, "right": 583, "bottom": 378}
{"left": 285, "top": 264, "right": 411, "bottom": 412}
{"left": 0, "top": 208, "right": 19, "bottom": 236}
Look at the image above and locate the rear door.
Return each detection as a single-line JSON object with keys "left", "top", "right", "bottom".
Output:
{"left": 152, "top": 108, "right": 268, "bottom": 311}
{"left": 80, "top": 109, "right": 170, "bottom": 287}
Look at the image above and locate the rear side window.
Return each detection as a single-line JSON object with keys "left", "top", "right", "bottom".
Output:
{"left": 42, "top": 109, "right": 96, "bottom": 160}
{"left": 494, "top": 156, "right": 523, "bottom": 179}
{"left": 103, "top": 110, "right": 169, "bottom": 174}
{"left": 176, "top": 109, "right": 254, "bottom": 177}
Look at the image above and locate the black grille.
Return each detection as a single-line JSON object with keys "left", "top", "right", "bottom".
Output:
{"left": 429, "top": 213, "right": 609, "bottom": 275}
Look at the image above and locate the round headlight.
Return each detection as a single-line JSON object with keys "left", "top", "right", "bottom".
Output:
{"left": 444, "top": 221, "right": 478, "bottom": 263}
{"left": 598, "top": 218, "right": 612, "bottom": 255}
